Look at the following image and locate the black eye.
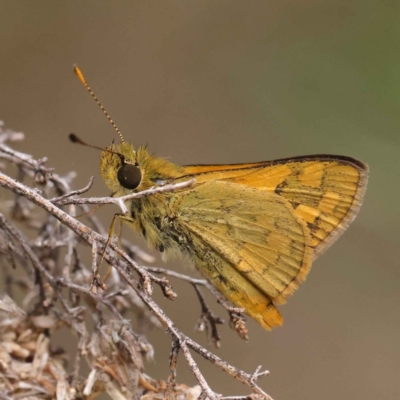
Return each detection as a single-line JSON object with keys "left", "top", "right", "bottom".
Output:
{"left": 117, "top": 164, "right": 142, "bottom": 190}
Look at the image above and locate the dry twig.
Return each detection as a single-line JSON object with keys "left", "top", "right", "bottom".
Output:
{"left": 0, "top": 123, "right": 274, "bottom": 400}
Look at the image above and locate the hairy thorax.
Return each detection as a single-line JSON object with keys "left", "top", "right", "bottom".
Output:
{"left": 130, "top": 193, "right": 193, "bottom": 260}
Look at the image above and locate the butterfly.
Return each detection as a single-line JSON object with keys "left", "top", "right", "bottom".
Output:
{"left": 73, "top": 66, "right": 369, "bottom": 330}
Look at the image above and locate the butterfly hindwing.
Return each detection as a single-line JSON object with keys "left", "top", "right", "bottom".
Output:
{"left": 174, "top": 180, "right": 313, "bottom": 329}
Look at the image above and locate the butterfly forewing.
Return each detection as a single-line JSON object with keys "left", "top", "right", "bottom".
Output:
{"left": 181, "top": 155, "right": 368, "bottom": 259}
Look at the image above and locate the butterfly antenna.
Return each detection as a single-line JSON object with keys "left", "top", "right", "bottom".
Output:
{"left": 69, "top": 133, "right": 126, "bottom": 163}
{"left": 74, "top": 65, "right": 125, "bottom": 143}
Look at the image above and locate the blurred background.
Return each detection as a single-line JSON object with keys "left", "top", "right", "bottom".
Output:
{"left": 0, "top": 1, "right": 399, "bottom": 399}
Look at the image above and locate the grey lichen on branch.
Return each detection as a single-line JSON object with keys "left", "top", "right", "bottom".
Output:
{"left": 0, "top": 123, "right": 274, "bottom": 400}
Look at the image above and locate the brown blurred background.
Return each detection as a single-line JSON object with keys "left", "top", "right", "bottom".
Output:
{"left": 0, "top": 1, "right": 399, "bottom": 399}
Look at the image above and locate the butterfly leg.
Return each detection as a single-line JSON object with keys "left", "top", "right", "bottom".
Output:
{"left": 90, "top": 212, "right": 125, "bottom": 291}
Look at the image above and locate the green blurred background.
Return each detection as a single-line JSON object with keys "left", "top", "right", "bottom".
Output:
{"left": 0, "top": 1, "right": 399, "bottom": 399}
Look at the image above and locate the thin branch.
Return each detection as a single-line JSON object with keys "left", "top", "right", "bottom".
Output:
{"left": 49, "top": 175, "right": 95, "bottom": 203}
{"left": 52, "top": 178, "right": 196, "bottom": 209}
{"left": 165, "top": 339, "right": 181, "bottom": 399}
{"left": 193, "top": 284, "right": 223, "bottom": 348}
{"left": 145, "top": 266, "right": 248, "bottom": 340}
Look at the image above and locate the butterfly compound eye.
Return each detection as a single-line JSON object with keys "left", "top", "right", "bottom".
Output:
{"left": 117, "top": 164, "right": 142, "bottom": 190}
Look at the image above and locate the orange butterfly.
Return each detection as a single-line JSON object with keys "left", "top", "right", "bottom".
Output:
{"left": 74, "top": 66, "right": 368, "bottom": 330}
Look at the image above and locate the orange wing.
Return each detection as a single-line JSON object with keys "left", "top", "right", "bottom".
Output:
{"left": 179, "top": 155, "right": 368, "bottom": 258}
{"left": 174, "top": 180, "right": 314, "bottom": 329}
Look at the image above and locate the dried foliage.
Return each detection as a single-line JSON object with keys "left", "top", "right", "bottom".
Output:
{"left": 0, "top": 123, "right": 273, "bottom": 400}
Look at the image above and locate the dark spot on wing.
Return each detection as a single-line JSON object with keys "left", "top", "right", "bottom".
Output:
{"left": 275, "top": 180, "right": 288, "bottom": 195}
{"left": 216, "top": 274, "right": 228, "bottom": 285}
